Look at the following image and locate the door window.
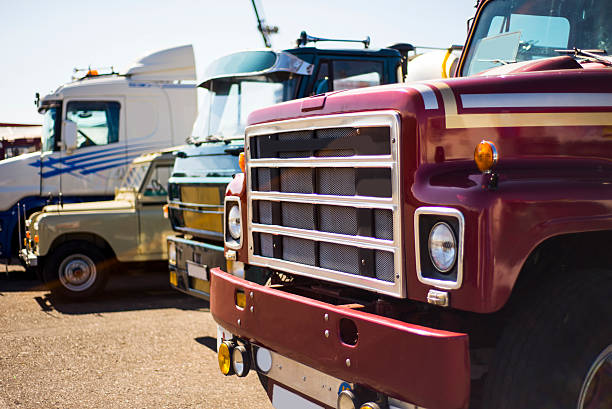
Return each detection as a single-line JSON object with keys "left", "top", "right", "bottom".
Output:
{"left": 66, "top": 101, "right": 120, "bottom": 149}
{"left": 332, "top": 60, "right": 383, "bottom": 91}
{"left": 311, "top": 60, "right": 383, "bottom": 95}
{"left": 142, "top": 164, "right": 171, "bottom": 197}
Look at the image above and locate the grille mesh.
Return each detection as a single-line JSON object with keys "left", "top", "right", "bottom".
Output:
{"left": 319, "top": 205, "right": 358, "bottom": 236}
{"left": 259, "top": 233, "right": 274, "bottom": 258}
{"left": 280, "top": 168, "right": 312, "bottom": 194}
{"left": 257, "top": 169, "right": 272, "bottom": 192}
{"left": 282, "top": 236, "right": 316, "bottom": 266}
{"left": 320, "top": 242, "right": 360, "bottom": 275}
{"left": 374, "top": 209, "right": 393, "bottom": 240}
{"left": 317, "top": 128, "right": 359, "bottom": 139}
{"left": 315, "top": 149, "right": 354, "bottom": 157}
{"left": 277, "top": 130, "right": 314, "bottom": 141}
{"left": 318, "top": 168, "right": 355, "bottom": 196}
{"left": 282, "top": 203, "right": 315, "bottom": 230}
{"left": 257, "top": 201, "right": 273, "bottom": 225}
{"left": 375, "top": 250, "right": 395, "bottom": 282}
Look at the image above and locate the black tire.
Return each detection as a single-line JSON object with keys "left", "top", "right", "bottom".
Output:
{"left": 43, "top": 241, "right": 110, "bottom": 299}
{"left": 482, "top": 269, "right": 612, "bottom": 409}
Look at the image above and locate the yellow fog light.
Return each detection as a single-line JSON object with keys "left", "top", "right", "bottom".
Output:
{"left": 232, "top": 345, "right": 251, "bottom": 377}
{"left": 218, "top": 341, "right": 234, "bottom": 376}
{"left": 474, "top": 140, "right": 498, "bottom": 173}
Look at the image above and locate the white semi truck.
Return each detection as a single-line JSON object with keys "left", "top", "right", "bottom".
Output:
{"left": 0, "top": 45, "right": 197, "bottom": 260}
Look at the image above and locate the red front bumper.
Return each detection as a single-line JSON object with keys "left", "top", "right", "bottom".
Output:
{"left": 210, "top": 268, "right": 470, "bottom": 409}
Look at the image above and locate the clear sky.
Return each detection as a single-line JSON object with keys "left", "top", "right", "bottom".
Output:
{"left": 0, "top": 0, "right": 478, "bottom": 124}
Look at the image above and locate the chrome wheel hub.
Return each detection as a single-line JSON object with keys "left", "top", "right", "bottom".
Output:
{"left": 58, "top": 254, "right": 97, "bottom": 292}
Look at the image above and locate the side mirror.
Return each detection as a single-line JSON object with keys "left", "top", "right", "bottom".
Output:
{"left": 63, "top": 120, "right": 78, "bottom": 152}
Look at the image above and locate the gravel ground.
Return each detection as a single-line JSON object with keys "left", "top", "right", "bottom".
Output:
{"left": 0, "top": 261, "right": 273, "bottom": 409}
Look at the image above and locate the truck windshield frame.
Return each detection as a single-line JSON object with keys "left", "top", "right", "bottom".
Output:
{"left": 461, "top": 0, "right": 612, "bottom": 76}
{"left": 191, "top": 74, "right": 301, "bottom": 141}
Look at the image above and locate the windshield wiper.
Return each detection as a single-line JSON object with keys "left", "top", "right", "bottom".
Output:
{"left": 477, "top": 58, "right": 517, "bottom": 65}
{"left": 555, "top": 48, "right": 612, "bottom": 66}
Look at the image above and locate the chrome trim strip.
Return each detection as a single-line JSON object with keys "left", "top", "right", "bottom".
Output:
{"left": 245, "top": 110, "right": 405, "bottom": 298}
{"left": 414, "top": 206, "right": 465, "bottom": 290}
{"left": 174, "top": 226, "right": 223, "bottom": 240}
{"left": 245, "top": 110, "right": 401, "bottom": 137}
{"left": 249, "top": 156, "right": 393, "bottom": 168}
{"left": 224, "top": 197, "right": 242, "bottom": 250}
{"left": 249, "top": 254, "right": 399, "bottom": 296}
{"left": 251, "top": 191, "right": 395, "bottom": 209}
{"left": 169, "top": 206, "right": 223, "bottom": 215}
{"left": 169, "top": 200, "right": 223, "bottom": 209}
{"left": 251, "top": 223, "right": 395, "bottom": 252}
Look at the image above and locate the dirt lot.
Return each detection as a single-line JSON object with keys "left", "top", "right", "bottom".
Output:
{"left": 0, "top": 261, "right": 272, "bottom": 409}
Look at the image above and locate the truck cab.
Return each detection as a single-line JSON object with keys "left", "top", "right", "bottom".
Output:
{"left": 0, "top": 45, "right": 196, "bottom": 260}
{"left": 213, "top": 1, "right": 612, "bottom": 408}
{"left": 22, "top": 149, "right": 176, "bottom": 298}
{"left": 167, "top": 44, "right": 403, "bottom": 300}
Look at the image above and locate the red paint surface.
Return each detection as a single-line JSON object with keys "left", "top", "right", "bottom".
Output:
{"left": 241, "top": 68, "right": 612, "bottom": 313}
{"left": 211, "top": 268, "right": 470, "bottom": 409}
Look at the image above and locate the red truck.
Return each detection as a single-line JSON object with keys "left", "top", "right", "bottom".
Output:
{"left": 210, "top": 1, "right": 612, "bottom": 408}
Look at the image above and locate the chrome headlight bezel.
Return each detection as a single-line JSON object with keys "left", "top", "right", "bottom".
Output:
{"left": 224, "top": 197, "right": 242, "bottom": 250}
{"left": 414, "top": 207, "right": 465, "bottom": 290}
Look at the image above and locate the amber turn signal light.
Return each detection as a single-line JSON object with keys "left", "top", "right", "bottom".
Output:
{"left": 218, "top": 341, "right": 235, "bottom": 376}
{"left": 474, "top": 140, "right": 498, "bottom": 173}
{"left": 239, "top": 152, "right": 246, "bottom": 173}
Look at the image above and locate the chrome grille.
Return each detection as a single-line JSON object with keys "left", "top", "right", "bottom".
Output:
{"left": 168, "top": 183, "right": 225, "bottom": 241}
{"left": 246, "top": 111, "right": 404, "bottom": 297}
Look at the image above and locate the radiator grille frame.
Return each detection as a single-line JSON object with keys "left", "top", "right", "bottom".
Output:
{"left": 245, "top": 111, "right": 404, "bottom": 297}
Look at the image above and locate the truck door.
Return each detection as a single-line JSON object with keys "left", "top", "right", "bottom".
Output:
{"left": 59, "top": 99, "right": 126, "bottom": 198}
{"left": 137, "top": 160, "right": 173, "bottom": 258}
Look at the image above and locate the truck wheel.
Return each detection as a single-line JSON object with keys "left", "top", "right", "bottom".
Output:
{"left": 482, "top": 269, "right": 612, "bottom": 409}
{"left": 43, "top": 241, "right": 110, "bottom": 299}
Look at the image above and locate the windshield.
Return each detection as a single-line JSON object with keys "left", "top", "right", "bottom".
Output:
{"left": 41, "top": 107, "right": 57, "bottom": 153}
{"left": 191, "top": 75, "right": 300, "bottom": 141}
{"left": 463, "top": 0, "right": 612, "bottom": 76}
{"left": 119, "top": 162, "right": 149, "bottom": 190}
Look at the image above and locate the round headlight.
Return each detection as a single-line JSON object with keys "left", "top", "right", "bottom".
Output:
{"left": 428, "top": 222, "right": 457, "bottom": 273}
{"left": 228, "top": 204, "right": 241, "bottom": 240}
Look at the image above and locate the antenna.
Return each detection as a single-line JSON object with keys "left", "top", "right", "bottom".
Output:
{"left": 250, "top": 0, "right": 278, "bottom": 48}
{"left": 296, "top": 31, "right": 370, "bottom": 49}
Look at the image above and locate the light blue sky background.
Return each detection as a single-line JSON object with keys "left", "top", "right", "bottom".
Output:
{"left": 0, "top": 0, "right": 478, "bottom": 124}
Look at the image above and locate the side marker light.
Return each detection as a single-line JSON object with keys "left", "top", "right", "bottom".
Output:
{"left": 474, "top": 140, "right": 498, "bottom": 173}
{"left": 239, "top": 152, "right": 246, "bottom": 173}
